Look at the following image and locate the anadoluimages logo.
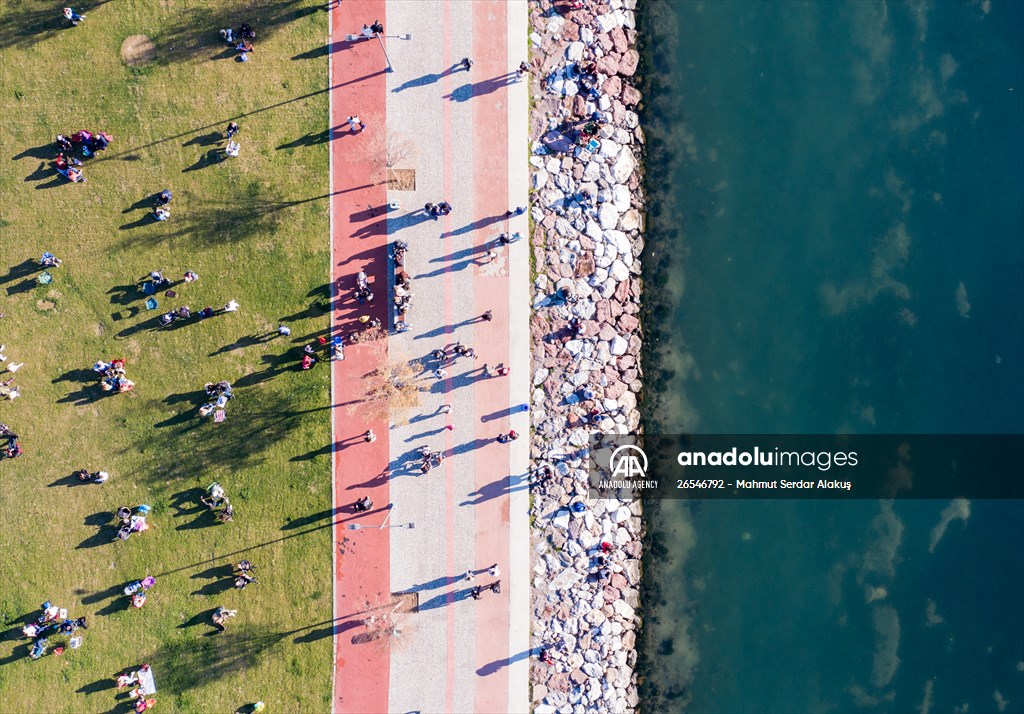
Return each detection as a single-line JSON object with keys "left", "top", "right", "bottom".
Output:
{"left": 609, "top": 444, "right": 648, "bottom": 480}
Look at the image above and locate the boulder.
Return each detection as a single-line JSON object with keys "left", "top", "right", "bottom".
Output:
{"left": 618, "top": 49, "right": 639, "bottom": 77}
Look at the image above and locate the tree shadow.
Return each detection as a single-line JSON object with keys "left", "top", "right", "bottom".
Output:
{"left": 136, "top": 388, "right": 316, "bottom": 484}
{"left": 152, "top": 628, "right": 289, "bottom": 692}
{"left": 150, "top": 0, "right": 317, "bottom": 65}
{"left": 0, "top": 0, "right": 111, "bottom": 52}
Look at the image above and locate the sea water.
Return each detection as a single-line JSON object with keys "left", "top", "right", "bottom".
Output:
{"left": 637, "top": 1, "right": 1024, "bottom": 712}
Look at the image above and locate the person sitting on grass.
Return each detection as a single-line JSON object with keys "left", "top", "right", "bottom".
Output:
{"left": 225, "top": 140, "right": 240, "bottom": 157}
{"left": 211, "top": 606, "right": 237, "bottom": 633}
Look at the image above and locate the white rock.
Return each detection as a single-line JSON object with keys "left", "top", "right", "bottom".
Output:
{"left": 533, "top": 169, "right": 549, "bottom": 190}
{"left": 564, "top": 339, "right": 583, "bottom": 356}
{"left": 582, "top": 161, "right": 601, "bottom": 182}
{"left": 550, "top": 567, "right": 583, "bottom": 593}
{"left": 563, "top": 80, "right": 579, "bottom": 97}
{"left": 534, "top": 367, "right": 550, "bottom": 386}
{"left": 599, "top": 138, "right": 619, "bottom": 158}
{"left": 612, "top": 505, "right": 631, "bottom": 523}
{"left": 546, "top": 157, "right": 562, "bottom": 175}
{"left": 609, "top": 259, "right": 629, "bottom": 282}
{"left": 612, "top": 184, "right": 631, "bottom": 211}
{"left": 609, "top": 336, "right": 628, "bottom": 356}
{"left": 598, "top": 203, "right": 619, "bottom": 230}
{"left": 595, "top": 12, "right": 621, "bottom": 32}
{"left": 566, "top": 41, "right": 585, "bottom": 62}
{"left": 612, "top": 147, "right": 636, "bottom": 183}
{"left": 551, "top": 507, "right": 571, "bottom": 529}
{"left": 613, "top": 599, "right": 635, "bottom": 619}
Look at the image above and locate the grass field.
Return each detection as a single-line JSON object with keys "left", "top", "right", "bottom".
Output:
{"left": 0, "top": 1, "right": 335, "bottom": 711}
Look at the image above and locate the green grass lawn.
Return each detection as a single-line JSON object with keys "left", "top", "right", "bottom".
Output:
{"left": 0, "top": 1, "right": 334, "bottom": 711}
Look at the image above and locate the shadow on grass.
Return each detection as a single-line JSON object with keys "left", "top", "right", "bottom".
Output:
{"left": 189, "top": 564, "right": 235, "bottom": 596}
{"left": 152, "top": 628, "right": 289, "bottom": 691}
{"left": 75, "top": 677, "right": 117, "bottom": 695}
{"left": 0, "top": 0, "right": 111, "bottom": 52}
{"left": 136, "top": 387, "right": 317, "bottom": 484}
{"left": 0, "top": 259, "right": 40, "bottom": 286}
{"left": 118, "top": 182, "right": 340, "bottom": 250}
{"left": 150, "top": 0, "right": 317, "bottom": 65}
{"left": 77, "top": 511, "right": 116, "bottom": 549}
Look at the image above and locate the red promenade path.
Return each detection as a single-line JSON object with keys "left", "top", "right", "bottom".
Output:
{"left": 329, "top": 2, "right": 390, "bottom": 714}
{"left": 329, "top": 2, "right": 529, "bottom": 712}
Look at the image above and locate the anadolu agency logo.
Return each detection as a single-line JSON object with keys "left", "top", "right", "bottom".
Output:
{"left": 610, "top": 444, "right": 648, "bottom": 480}
{"left": 593, "top": 443, "right": 659, "bottom": 496}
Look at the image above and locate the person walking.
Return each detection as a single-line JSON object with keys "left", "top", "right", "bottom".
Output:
{"left": 433, "top": 368, "right": 447, "bottom": 380}
{"left": 464, "top": 570, "right": 475, "bottom": 582}
{"left": 460, "top": 57, "right": 473, "bottom": 71}
{"left": 347, "top": 115, "right": 365, "bottom": 132}
{"left": 364, "top": 429, "right": 376, "bottom": 443}
{"left": 226, "top": 121, "right": 239, "bottom": 140}
{"left": 481, "top": 310, "right": 493, "bottom": 322}
{"left": 515, "top": 61, "right": 529, "bottom": 81}
{"left": 470, "top": 586, "right": 482, "bottom": 601}
{"left": 490, "top": 580, "right": 501, "bottom": 594}
{"left": 439, "top": 404, "right": 452, "bottom": 414}
{"left": 506, "top": 206, "right": 526, "bottom": 217}
{"left": 488, "top": 563, "right": 500, "bottom": 577}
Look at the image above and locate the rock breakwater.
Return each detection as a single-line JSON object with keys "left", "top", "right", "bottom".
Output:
{"left": 525, "top": 1, "right": 645, "bottom": 712}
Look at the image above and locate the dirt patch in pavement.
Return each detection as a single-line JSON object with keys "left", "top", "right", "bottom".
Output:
{"left": 121, "top": 35, "right": 156, "bottom": 65}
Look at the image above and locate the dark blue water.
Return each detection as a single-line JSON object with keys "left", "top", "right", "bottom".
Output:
{"left": 638, "top": 1, "right": 1024, "bottom": 712}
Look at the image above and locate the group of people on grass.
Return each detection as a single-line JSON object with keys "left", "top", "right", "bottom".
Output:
{"left": 199, "top": 380, "right": 234, "bottom": 419}
{"left": 200, "top": 481, "right": 235, "bottom": 523}
{"left": 219, "top": 23, "right": 256, "bottom": 61}
{"left": 0, "top": 423, "right": 22, "bottom": 459}
{"left": 92, "top": 357, "right": 135, "bottom": 394}
{"left": 114, "top": 504, "right": 151, "bottom": 541}
{"left": 115, "top": 663, "right": 157, "bottom": 712}
{"left": 22, "top": 601, "right": 88, "bottom": 659}
{"left": 54, "top": 128, "right": 112, "bottom": 182}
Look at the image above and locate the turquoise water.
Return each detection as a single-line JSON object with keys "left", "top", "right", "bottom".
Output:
{"left": 638, "top": 1, "right": 1024, "bottom": 712}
